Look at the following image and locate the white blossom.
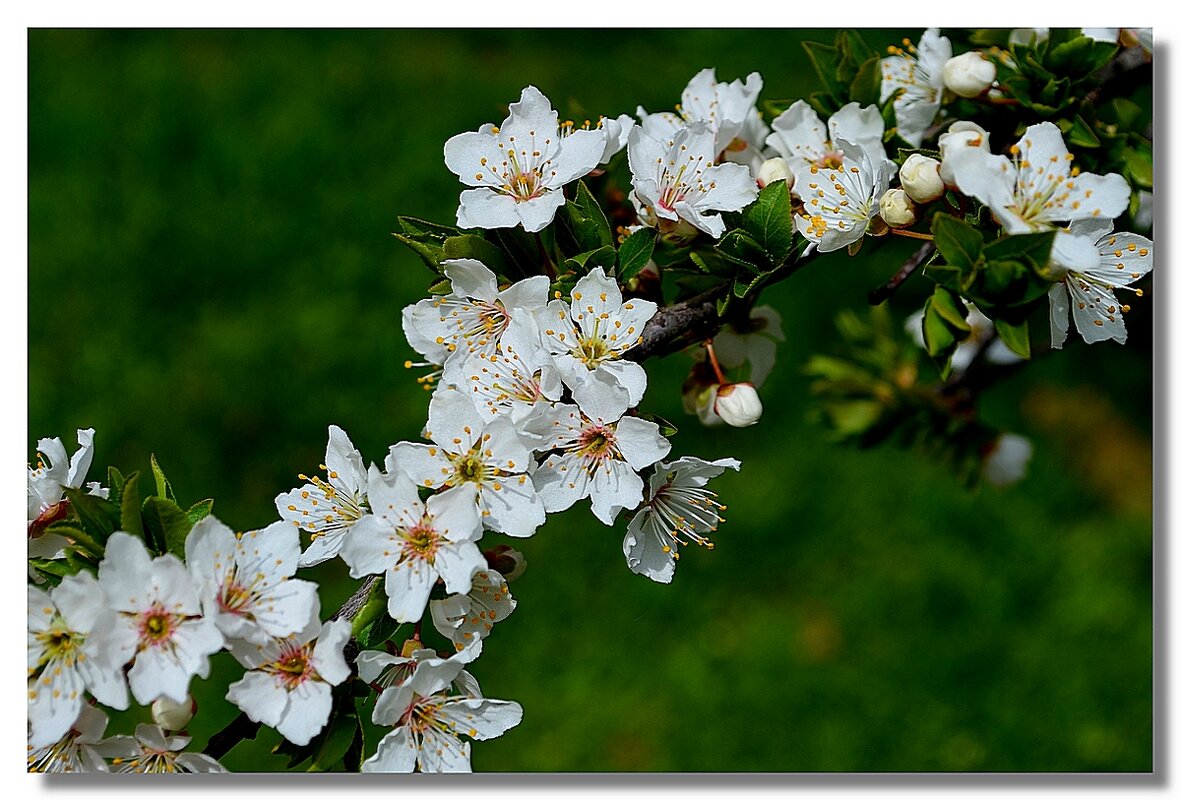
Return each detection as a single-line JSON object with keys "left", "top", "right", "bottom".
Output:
{"left": 765, "top": 100, "right": 895, "bottom": 190}
{"left": 151, "top": 694, "right": 196, "bottom": 732}
{"left": 982, "top": 434, "right": 1033, "bottom": 487}
{"left": 880, "top": 29, "right": 952, "bottom": 147}
{"left": 430, "top": 568, "right": 516, "bottom": 662}
{"left": 28, "top": 428, "right": 105, "bottom": 560}
{"left": 794, "top": 138, "right": 891, "bottom": 253}
{"left": 756, "top": 157, "right": 792, "bottom": 189}
{"left": 356, "top": 646, "right": 468, "bottom": 727}
{"left": 276, "top": 425, "right": 371, "bottom": 568}
{"left": 709, "top": 305, "right": 785, "bottom": 388}
{"left": 27, "top": 704, "right": 113, "bottom": 773}
{"left": 444, "top": 85, "right": 607, "bottom": 232}
{"left": 713, "top": 382, "right": 763, "bottom": 428}
{"left": 899, "top": 154, "right": 945, "bottom": 204}
{"left": 103, "top": 723, "right": 226, "bottom": 773}
{"left": 937, "top": 121, "right": 990, "bottom": 188}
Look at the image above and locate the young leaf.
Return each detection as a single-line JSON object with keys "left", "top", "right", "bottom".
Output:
{"left": 740, "top": 181, "right": 794, "bottom": 268}
{"left": 616, "top": 227, "right": 658, "bottom": 283}
{"left": 561, "top": 181, "right": 613, "bottom": 253}
{"left": 150, "top": 454, "right": 176, "bottom": 503}
{"left": 309, "top": 713, "right": 359, "bottom": 773}
{"left": 45, "top": 524, "right": 106, "bottom": 561}
{"left": 106, "top": 466, "right": 126, "bottom": 505}
{"left": 141, "top": 496, "right": 192, "bottom": 558}
{"left": 119, "top": 472, "right": 145, "bottom": 540}
{"left": 993, "top": 318, "right": 1031, "bottom": 360}
{"left": 848, "top": 56, "right": 881, "bottom": 108}
{"left": 186, "top": 499, "right": 215, "bottom": 528}
{"left": 61, "top": 487, "right": 118, "bottom": 542}
{"left": 932, "top": 213, "right": 985, "bottom": 272}
{"left": 398, "top": 216, "right": 462, "bottom": 239}
{"left": 802, "top": 41, "right": 842, "bottom": 96}
{"left": 442, "top": 234, "right": 508, "bottom": 275}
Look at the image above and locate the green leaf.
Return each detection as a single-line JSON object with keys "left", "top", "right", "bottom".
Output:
{"left": 350, "top": 578, "right": 389, "bottom": 640}
{"left": 62, "top": 487, "right": 118, "bottom": 542}
{"left": 119, "top": 472, "right": 145, "bottom": 540}
{"left": 982, "top": 230, "right": 1057, "bottom": 277}
{"left": 442, "top": 234, "right": 507, "bottom": 274}
{"left": 802, "top": 41, "right": 842, "bottom": 96}
{"left": 343, "top": 709, "right": 367, "bottom": 773}
{"left": 141, "top": 496, "right": 193, "bottom": 558}
{"left": 932, "top": 213, "right": 984, "bottom": 272}
{"left": 716, "top": 229, "right": 766, "bottom": 274}
{"left": 562, "top": 181, "right": 613, "bottom": 253}
{"left": 1066, "top": 115, "right": 1101, "bottom": 148}
{"left": 106, "top": 466, "right": 126, "bottom": 505}
{"left": 44, "top": 524, "right": 106, "bottom": 560}
{"left": 1109, "top": 98, "right": 1142, "bottom": 131}
{"left": 309, "top": 714, "right": 358, "bottom": 772}
{"left": 740, "top": 181, "right": 794, "bottom": 268}
{"left": 356, "top": 612, "right": 403, "bottom": 650}
{"left": 427, "top": 277, "right": 452, "bottom": 295}
{"left": 1047, "top": 36, "right": 1119, "bottom": 77}
{"left": 150, "top": 454, "right": 176, "bottom": 503}
{"left": 848, "top": 55, "right": 881, "bottom": 107}
{"left": 929, "top": 287, "right": 972, "bottom": 332}
{"left": 1125, "top": 147, "right": 1153, "bottom": 190}
{"left": 186, "top": 498, "right": 215, "bottom": 528}
{"left": 392, "top": 232, "right": 448, "bottom": 274}
{"left": 563, "top": 244, "right": 616, "bottom": 274}
{"left": 636, "top": 412, "right": 678, "bottom": 439}
{"left": 398, "top": 216, "right": 462, "bottom": 239}
{"left": 993, "top": 318, "right": 1031, "bottom": 360}
{"left": 616, "top": 227, "right": 658, "bottom": 283}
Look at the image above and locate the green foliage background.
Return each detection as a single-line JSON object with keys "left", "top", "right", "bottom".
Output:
{"left": 28, "top": 29, "right": 1153, "bottom": 771}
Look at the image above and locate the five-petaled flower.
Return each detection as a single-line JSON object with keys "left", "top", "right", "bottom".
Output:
{"left": 765, "top": 100, "right": 895, "bottom": 192}
{"left": 793, "top": 138, "right": 891, "bottom": 253}
{"left": 880, "top": 28, "right": 952, "bottom": 147}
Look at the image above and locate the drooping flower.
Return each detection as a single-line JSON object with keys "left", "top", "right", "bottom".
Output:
{"left": 444, "top": 85, "right": 607, "bottom": 232}
{"left": 388, "top": 390, "right": 545, "bottom": 538}
{"left": 636, "top": 68, "right": 769, "bottom": 166}
{"left": 96, "top": 531, "right": 224, "bottom": 706}
{"left": 623, "top": 456, "right": 740, "bottom": 583}
{"left": 102, "top": 723, "right": 226, "bottom": 773}
{"left": 793, "top": 138, "right": 891, "bottom": 253}
{"left": 27, "top": 704, "right": 114, "bottom": 773}
{"left": 880, "top": 28, "right": 952, "bottom": 147}
{"left": 535, "top": 266, "right": 658, "bottom": 413}
{"left": 362, "top": 660, "right": 523, "bottom": 773}
{"left": 28, "top": 572, "right": 129, "bottom": 749}
{"left": 430, "top": 568, "right": 517, "bottom": 662}
{"left": 942, "top": 121, "right": 1130, "bottom": 234}
{"left": 275, "top": 425, "right": 370, "bottom": 568}
{"left": 224, "top": 606, "right": 351, "bottom": 747}
{"left": 1046, "top": 218, "right": 1153, "bottom": 348}
{"left": 28, "top": 428, "right": 106, "bottom": 560}
{"left": 185, "top": 515, "right": 318, "bottom": 644}
{"left": 765, "top": 100, "right": 895, "bottom": 190}
{"left": 404, "top": 259, "right": 550, "bottom": 366}
{"left": 339, "top": 465, "right": 485, "bottom": 623}
{"left": 628, "top": 120, "right": 758, "bottom": 240}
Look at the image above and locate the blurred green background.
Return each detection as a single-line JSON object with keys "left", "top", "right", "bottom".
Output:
{"left": 28, "top": 29, "right": 1152, "bottom": 772}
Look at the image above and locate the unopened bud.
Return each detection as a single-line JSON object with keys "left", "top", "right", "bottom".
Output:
{"left": 982, "top": 434, "right": 1033, "bottom": 487}
{"left": 756, "top": 157, "right": 793, "bottom": 189}
{"left": 938, "top": 121, "right": 990, "bottom": 188}
{"left": 942, "top": 52, "right": 997, "bottom": 98}
{"left": 879, "top": 188, "right": 917, "bottom": 228}
{"left": 714, "top": 382, "right": 763, "bottom": 428}
{"left": 484, "top": 544, "right": 527, "bottom": 582}
{"left": 151, "top": 695, "right": 197, "bottom": 732}
{"left": 898, "top": 154, "right": 945, "bottom": 204}
{"left": 695, "top": 384, "right": 724, "bottom": 427}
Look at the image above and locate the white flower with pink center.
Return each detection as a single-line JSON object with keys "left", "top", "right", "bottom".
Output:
{"left": 28, "top": 572, "right": 129, "bottom": 749}
{"left": 531, "top": 389, "right": 671, "bottom": 525}
{"left": 430, "top": 568, "right": 516, "bottom": 663}
{"left": 185, "top": 515, "right": 318, "bottom": 644}
{"left": 623, "top": 456, "right": 740, "bottom": 584}
{"left": 96, "top": 532, "right": 224, "bottom": 706}
{"left": 276, "top": 425, "right": 371, "bottom": 568}
{"left": 339, "top": 465, "right": 485, "bottom": 623}
{"left": 388, "top": 390, "right": 546, "bottom": 538}
{"left": 225, "top": 606, "right": 351, "bottom": 747}
{"left": 444, "top": 85, "right": 608, "bottom": 232}
{"left": 357, "top": 646, "right": 469, "bottom": 727}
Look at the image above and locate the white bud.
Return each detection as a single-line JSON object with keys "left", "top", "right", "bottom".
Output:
{"left": 695, "top": 384, "right": 724, "bottom": 427}
{"left": 756, "top": 157, "right": 793, "bottom": 190}
{"left": 898, "top": 154, "right": 945, "bottom": 204}
{"left": 714, "top": 382, "right": 763, "bottom": 428}
{"left": 942, "top": 52, "right": 997, "bottom": 98}
{"left": 879, "top": 188, "right": 917, "bottom": 228}
{"left": 152, "top": 695, "right": 197, "bottom": 732}
{"left": 982, "top": 434, "right": 1033, "bottom": 487}
{"left": 938, "top": 121, "right": 990, "bottom": 188}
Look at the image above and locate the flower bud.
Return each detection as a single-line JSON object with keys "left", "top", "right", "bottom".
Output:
{"left": 942, "top": 52, "right": 997, "bottom": 98}
{"left": 879, "top": 188, "right": 917, "bottom": 228}
{"left": 981, "top": 434, "right": 1033, "bottom": 487}
{"left": 898, "top": 154, "right": 945, "bottom": 204}
{"left": 714, "top": 382, "right": 763, "bottom": 428}
{"left": 756, "top": 157, "right": 793, "bottom": 190}
{"left": 151, "top": 695, "right": 197, "bottom": 732}
{"left": 695, "top": 384, "right": 724, "bottom": 427}
{"left": 938, "top": 121, "right": 990, "bottom": 188}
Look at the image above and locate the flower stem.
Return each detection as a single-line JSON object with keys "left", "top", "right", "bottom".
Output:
{"left": 889, "top": 228, "right": 935, "bottom": 241}
{"left": 704, "top": 340, "right": 727, "bottom": 385}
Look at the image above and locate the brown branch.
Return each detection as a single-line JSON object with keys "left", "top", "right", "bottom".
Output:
{"left": 867, "top": 241, "right": 935, "bottom": 306}
{"left": 624, "top": 285, "right": 728, "bottom": 362}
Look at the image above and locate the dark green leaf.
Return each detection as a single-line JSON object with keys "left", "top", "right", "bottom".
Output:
{"left": 616, "top": 227, "right": 658, "bottom": 283}
{"left": 350, "top": 578, "right": 389, "bottom": 640}
{"left": 62, "top": 487, "right": 118, "bottom": 542}
{"left": 309, "top": 714, "right": 358, "bottom": 772}
{"left": 740, "top": 181, "right": 794, "bottom": 267}
{"left": 563, "top": 244, "right": 616, "bottom": 274}
{"left": 141, "top": 496, "right": 192, "bottom": 558}
{"left": 802, "top": 41, "right": 842, "bottom": 96}
{"left": 562, "top": 181, "right": 613, "bottom": 253}
{"left": 356, "top": 613, "right": 403, "bottom": 650}
{"left": 1067, "top": 115, "right": 1101, "bottom": 148}
{"left": 106, "top": 466, "right": 126, "bottom": 505}
{"left": 848, "top": 56, "right": 881, "bottom": 107}
{"left": 929, "top": 287, "right": 972, "bottom": 332}
{"left": 716, "top": 229, "right": 766, "bottom": 274}
{"left": 120, "top": 472, "right": 145, "bottom": 540}
{"left": 993, "top": 318, "right": 1031, "bottom": 360}
{"left": 392, "top": 232, "right": 448, "bottom": 274}
{"left": 150, "top": 454, "right": 176, "bottom": 503}
{"left": 442, "top": 234, "right": 507, "bottom": 274}
{"left": 398, "top": 216, "right": 462, "bottom": 239}
{"left": 932, "top": 213, "right": 984, "bottom": 272}
{"left": 1125, "top": 147, "right": 1153, "bottom": 190}
{"left": 983, "top": 230, "right": 1056, "bottom": 278}
{"left": 44, "top": 524, "right": 105, "bottom": 560}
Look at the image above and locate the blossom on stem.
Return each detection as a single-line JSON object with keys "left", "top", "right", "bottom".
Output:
{"left": 444, "top": 85, "right": 607, "bottom": 232}
{"left": 430, "top": 568, "right": 517, "bottom": 662}
{"left": 224, "top": 606, "right": 351, "bottom": 747}
{"left": 942, "top": 52, "right": 997, "bottom": 98}
{"left": 943, "top": 121, "right": 1130, "bottom": 234}
{"left": 765, "top": 100, "right": 894, "bottom": 191}
{"left": 339, "top": 465, "right": 485, "bottom": 623}
{"left": 28, "top": 572, "right": 129, "bottom": 749}
{"left": 276, "top": 425, "right": 370, "bottom": 568}
{"left": 96, "top": 532, "right": 224, "bottom": 706}
{"left": 623, "top": 456, "right": 740, "bottom": 583}
{"left": 103, "top": 723, "right": 226, "bottom": 773}
{"left": 388, "top": 390, "right": 545, "bottom": 538}
{"left": 27, "top": 704, "right": 114, "bottom": 773}
{"left": 937, "top": 121, "right": 990, "bottom": 188}
{"left": 356, "top": 646, "right": 467, "bottom": 727}
{"left": 880, "top": 29, "right": 952, "bottom": 147}
{"left": 1046, "top": 218, "right": 1153, "bottom": 348}
{"left": 794, "top": 138, "right": 891, "bottom": 253}
{"left": 628, "top": 120, "right": 758, "bottom": 240}
{"left": 709, "top": 305, "right": 785, "bottom": 388}
{"left": 185, "top": 515, "right": 318, "bottom": 644}
{"left": 28, "top": 428, "right": 105, "bottom": 559}
{"left": 714, "top": 382, "right": 763, "bottom": 428}
{"left": 899, "top": 154, "right": 945, "bottom": 204}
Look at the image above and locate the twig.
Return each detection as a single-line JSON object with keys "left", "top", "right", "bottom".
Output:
{"left": 868, "top": 241, "right": 935, "bottom": 306}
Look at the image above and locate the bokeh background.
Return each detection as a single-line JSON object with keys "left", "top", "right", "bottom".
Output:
{"left": 28, "top": 29, "right": 1153, "bottom": 771}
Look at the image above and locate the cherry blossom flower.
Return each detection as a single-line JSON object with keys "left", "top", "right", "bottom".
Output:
{"left": 942, "top": 122, "right": 1130, "bottom": 234}
{"left": 531, "top": 388, "right": 671, "bottom": 525}
{"left": 362, "top": 660, "right": 523, "bottom": 773}
{"left": 794, "top": 138, "right": 891, "bottom": 253}
{"left": 225, "top": 607, "right": 351, "bottom": 747}
{"left": 430, "top": 568, "right": 516, "bottom": 662}
{"left": 535, "top": 266, "right": 658, "bottom": 413}
{"left": 628, "top": 120, "right": 758, "bottom": 240}
{"left": 339, "top": 465, "right": 484, "bottom": 623}
{"left": 27, "top": 704, "right": 113, "bottom": 773}
{"left": 356, "top": 646, "right": 468, "bottom": 727}
{"left": 403, "top": 258, "right": 550, "bottom": 365}
{"left": 102, "top": 723, "right": 226, "bottom": 773}
{"left": 623, "top": 456, "right": 740, "bottom": 583}
{"left": 97, "top": 531, "right": 224, "bottom": 706}
{"left": 28, "top": 428, "right": 105, "bottom": 560}
{"left": 765, "top": 100, "right": 895, "bottom": 191}
{"left": 388, "top": 390, "right": 545, "bottom": 538}
{"left": 276, "top": 425, "right": 370, "bottom": 568}
{"left": 1046, "top": 218, "right": 1153, "bottom": 348}
{"left": 709, "top": 305, "right": 784, "bottom": 387}
{"left": 28, "top": 572, "right": 128, "bottom": 749}
{"left": 185, "top": 515, "right": 318, "bottom": 644}
{"left": 880, "top": 28, "right": 952, "bottom": 147}
{"left": 444, "top": 85, "right": 607, "bottom": 232}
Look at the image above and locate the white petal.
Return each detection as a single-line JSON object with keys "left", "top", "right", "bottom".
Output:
{"left": 362, "top": 727, "right": 418, "bottom": 773}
